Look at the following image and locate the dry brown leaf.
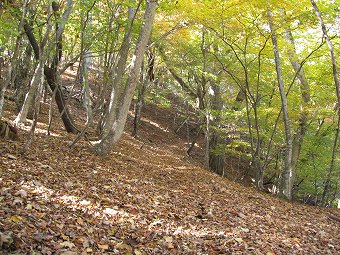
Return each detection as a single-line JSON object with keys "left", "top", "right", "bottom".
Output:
{"left": 98, "top": 243, "right": 109, "bottom": 250}
{"left": 60, "top": 241, "right": 75, "bottom": 249}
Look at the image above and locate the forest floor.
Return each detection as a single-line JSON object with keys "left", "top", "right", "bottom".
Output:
{"left": 0, "top": 89, "right": 340, "bottom": 254}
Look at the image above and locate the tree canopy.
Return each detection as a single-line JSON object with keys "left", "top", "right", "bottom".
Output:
{"left": 0, "top": 0, "right": 339, "bottom": 206}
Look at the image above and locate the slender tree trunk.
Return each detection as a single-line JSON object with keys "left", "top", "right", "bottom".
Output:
{"left": 10, "top": 2, "right": 28, "bottom": 89}
{"left": 0, "top": 65, "right": 11, "bottom": 119}
{"left": 0, "top": 0, "right": 28, "bottom": 118}
{"left": 98, "top": 1, "right": 137, "bottom": 137}
{"left": 132, "top": 78, "right": 147, "bottom": 137}
{"left": 20, "top": 62, "right": 45, "bottom": 153}
{"left": 282, "top": 9, "right": 311, "bottom": 183}
{"left": 44, "top": 67, "right": 78, "bottom": 133}
{"left": 209, "top": 82, "right": 225, "bottom": 175}
{"left": 82, "top": 51, "right": 93, "bottom": 125}
{"left": 14, "top": 62, "right": 44, "bottom": 125}
{"left": 267, "top": 8, "right": 293, "bottom": 200}
{"left": 310, "top": 0, "right": 340, "bottom": 205}
{"left": 199, "top": 27, "right": 211, "bottom": 168}
{"left": 14, "top": 47, "right": 32, "bottom": 113}
{"left": 253, "top": 36, "right": 270, "bottom": 189}
{"left": 204, "top": 93, "right": 210, "bottom": 169}
{"left": 22, "top": 0, "right": 77, "bottom": 133}
{"left": 80, "top": 1, "right": 96, "bottom": 125}
{"left": 132, "top": 49, "right": 154, "bottom": 137}
{"left": 92, "top": 0, "right": 157, "bottom": 156}
{"left": 15, "top": 14, "right": 53, "bottom": 126}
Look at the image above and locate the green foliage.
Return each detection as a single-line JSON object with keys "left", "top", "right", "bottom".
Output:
{"left": 0, "top": 11, "right": 18, "bottom": 53}
{"left": 2, "top": 0, "right": 339, "bottom": 206}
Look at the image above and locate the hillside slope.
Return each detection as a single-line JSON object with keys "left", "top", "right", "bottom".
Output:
{"left": 0, "top": 100, "right": 339, "bottom": 254}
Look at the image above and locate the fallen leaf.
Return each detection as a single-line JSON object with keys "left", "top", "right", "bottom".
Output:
{"left": 98, "top": 243, "right": 109, "bottom": 250}
{"left": 15, "top": 189, "right": 28, "bottom": 198}
{"left": 116, "top": 242, "right": 132, "bottom": 251}
{"left": 238, "top": 213, "right": 246, "bottom": 219}
{"left": 10, "top": 215, "right": 23, "bottom": 223}
{"left": 167, "top": 242, "right": 175, "bottom": 249}
{"left": 103, "top": 207, "right": 119, "bottom": 215}
{"left": 129, "top": 206, "right": 139, "bottom": 215}
{"left": 79, "top": 200, "right": 91, "bottom": 206}
{"left": 164, "top": 236, "right": 173, "bottom": 243}
{"left": 164, "top": 236, "right": 175, "bottom": 249}
{"left": 13, "top": 197, "right": 23, "bottom": 206}
{"left": 235, "top": 238, "right": 243, "bottom": 243}
{"left": 60, "top": 252, "right": 77, "bottom": 255}
{"left": 7, "top": 154, "right": 17, "bottom": 160}
{"left": 60, "top": 241, "right": 75, "bottom": 249}
{"left": 150, "top": 219, "right": 163, "bottom": 226}
{"left": 76, "top": 218, "right": 84, "bottom": 225}
{"left": 26, "top": 203, "right": 33, "bottom": 210}
{"left": 134, "top": 249, "right": 142, "bottom": 255}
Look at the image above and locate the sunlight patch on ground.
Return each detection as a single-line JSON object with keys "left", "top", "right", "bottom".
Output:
{"left": 114, "top": 138, "right": 184, "bottom": 163}
{"left": 19, "top": 181, "right": 54, "bottom": 201}
{"left": 143, "top": 118, "right": 170, "bottom": 133}
{"left": 21, "top": 180, "right": 136, "bottom": 221}
{"left": 19, "top": 121, "right": 62, "bottom": 137}
{"left": 16, "top": 180, "right": 232, "bottom": 245}
{"left": 129, "top": 110, "right": 169, "bottom": 133}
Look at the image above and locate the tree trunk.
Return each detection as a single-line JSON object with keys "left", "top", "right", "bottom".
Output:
{"left": 80, "top": 2, "right": 95, "bottom": 125}
{"left": 23, "top": 0, "right": 77, "bottom": 133}
{"left": 310, "top": 0, "right": 340, "bottom": 205}
{"left": 81, "top": 51, "right": 93, "bottom": 125}
{"left": 92, "top": 0, "right": 157, "bottom": 156}
{"left": 132, "top": 49, "right": 154, "bottom": 137}
{"left": 97, "top": 1, "right": 137, "bottom": 137}
{"left": 209, "top": 82, "right": 225, "bottom": 176}
{"left": 132, "top": 71, "right": 147, "bottom": 137}
{"left": 267, "top": 7, "right": 293, "bottom": 200}
{"left": 44, "top": 67, "right": 78, "bottom": 133}
{"left": 282, "top": 10, "right": 311, "bottom": 183}
{"left": 15, "top": 16, "right": 53, "bottom": 126}
{"left": 0, "top": 0, "right": 28, "bottom": 118}
{"left": 14, "top": 47, "right": 32, "bottom": 113}
{"left": 0, "top": 68, "right": 10, "bottom": 119}
{"left": 14, "top": 62, "right": 44, "bottom": 125}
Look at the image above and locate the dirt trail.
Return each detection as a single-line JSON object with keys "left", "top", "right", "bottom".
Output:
{"left": 0, "top": 100, "right": 339, "bottom": 254}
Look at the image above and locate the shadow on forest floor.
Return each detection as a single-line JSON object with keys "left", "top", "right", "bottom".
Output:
{"left": 0, "top": 91, "right": 339, "bottom": 254}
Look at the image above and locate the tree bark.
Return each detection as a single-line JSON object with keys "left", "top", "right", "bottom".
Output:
{"left": 282, "top": 10, "right": 311, "bottom": 180}
{"left": 267, "top": 7, "right": 293, "bottom": 200}
{"left": 97, "top": 0, "right": 137, "bottom": 137}
{"left": 82, "top": 52, "right": 93, "bottom": 125}
{"left": 22, "top": 0, "right": 77, "bottom": 133}
{"left": 14, "top": 62, "right": 44, "bottom": 125}
{"left": 79, "top": 1, "right": 96, "bottom": 125}
{"left": 0, "top": 0, "right": 28, "bottom": 118}
{"left": 14, "top": 18, "right": 52, "bottom": 126}
{"left": 44, "top": 67, "right": 78, "bottom": 133}
{"left": 132, "top": 49, "right": 154, "bottom": 137}
{"left": 0, "top": 68, "right": 10, "bottom": 119}
{"left": 209, "top": 82, "right": 225, "bottom": 176}
{"left": 92, "top": 0, "right": 157, "bottom": 156}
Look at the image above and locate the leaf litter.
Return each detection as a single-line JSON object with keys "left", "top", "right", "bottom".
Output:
{"left": 0, "top": 101, "right": 339, "bottom": 254}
